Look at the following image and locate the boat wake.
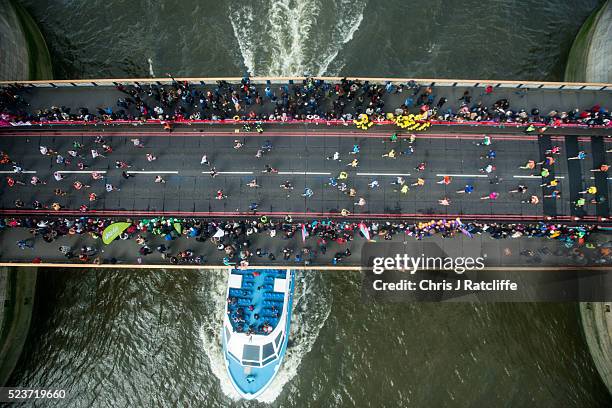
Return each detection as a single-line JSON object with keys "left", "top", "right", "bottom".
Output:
{"left": 228, "top": 0, "right": 366, "bottom": 76}
{"left": 198, "top": 269, "right": 332, "bottom": 403}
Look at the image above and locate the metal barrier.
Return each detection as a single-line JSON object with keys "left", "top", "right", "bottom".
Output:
{"left": 1, "top": 76, "right": 611, "bottom": 91}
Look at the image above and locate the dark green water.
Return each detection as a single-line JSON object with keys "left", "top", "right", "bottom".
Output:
{"left": 8, "top": 269, "right": 612, "bottom": 407}
{"left": 22, "top": 0, "right": 600, "bottom": 80}
{"left": 6, "top": 0, "right": 612, "bottom": 406}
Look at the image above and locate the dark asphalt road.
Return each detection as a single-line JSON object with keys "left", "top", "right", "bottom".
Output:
{"left": 0, "top": 126, "right": 609, "bottom": 220}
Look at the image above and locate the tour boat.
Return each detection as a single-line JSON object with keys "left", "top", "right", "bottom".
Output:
{"left": 222, "top": 269, "right": 295, "bottom": 399}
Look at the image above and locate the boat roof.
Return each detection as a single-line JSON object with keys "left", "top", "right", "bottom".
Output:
{"left": 226, "top": 269, "right": 288, "bottom": 336}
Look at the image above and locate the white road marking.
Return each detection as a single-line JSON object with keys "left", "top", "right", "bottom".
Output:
{"left": 436, "top": 174, "right": 487, "bottom": 178}
{"left": 213, "top": 171, "right": 254, "bottom": 175}
{"left": 278, "top": 171, "right": 331, "bottom": 175}
{"left": 357, "top": 172, "right": 412, "bottom": 176}
{"left": 0, "top": 170, "right": 36, "bottom": 174}
{"left": 589, "top": 176, "right": 612, "bottom": 180}
{"left": 127, "top": 171, "right": 179, "bottom": 174}
{"left": 56, "top": 170, "right": 107, "bottom": 174}
{"left": 513, "top": 175, "right": 565, "bottom": 179}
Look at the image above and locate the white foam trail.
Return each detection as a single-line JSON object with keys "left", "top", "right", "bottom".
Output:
{"left": 229, "top": 0, "right": 366, "bottom": 76}
{"left": 147, "top": 58, "right": 155, "bottom": 77}
{"left": 316, "top": 0, "right": 366, "bottom": 76}
{"left": 228, "top": 7, "right": 256, "bottom": 75}
{"left": 198, "top": 269, "right": 242, "bottom": 401}
{"left": 256, "top": 271, "right": 332, "bottom": 403}
{"left": 198, "top": 269, "right": 332, "bottom": 403}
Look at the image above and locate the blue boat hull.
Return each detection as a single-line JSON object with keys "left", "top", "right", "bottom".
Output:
{"left": 223, "top": 269, "right": 295, "bottom": 399}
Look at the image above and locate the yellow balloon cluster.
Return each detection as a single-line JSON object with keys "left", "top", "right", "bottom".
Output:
{"left": 389, "top": 113, "right": 431, "bottom": 131}
{"left": 353, "top": 113, "right": 373, "bottom": 130}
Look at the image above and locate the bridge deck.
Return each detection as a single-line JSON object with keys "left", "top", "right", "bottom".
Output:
{"left": 0, "top": 125, "right": 609, "bottom": 220}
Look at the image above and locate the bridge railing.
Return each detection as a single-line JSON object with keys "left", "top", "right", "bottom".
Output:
{"left": 1, "top": 76, "right": 611, "bottom": 91}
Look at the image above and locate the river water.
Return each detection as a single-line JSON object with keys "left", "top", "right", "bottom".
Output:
{"left": 7, "top": 0, "right": 612, "bottom": 406}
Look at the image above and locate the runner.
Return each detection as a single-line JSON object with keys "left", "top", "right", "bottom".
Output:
{"left": 509, "top": 184, "right": 528, "bottom": 194}
{"left": 591, "top": 164, "right": 609, "bottom": 172}
{"left": 347, "top": 158, "right": 359, "bottom": 168}
{"left": 568, "top": 151, "right": 586, "bottom": 160}
{"left": 400, "top": 146, "right": 414, "bottom": 156}
{"left": 436, "top": 176, "right": 452, "bottom": 185}
{"left": 327, "top": 152, "right": 341, "bottom": 161}
{"left": 201, "top": 154, "right": 210, "bottom": 166}
{"left": 73, "top": 181, "right": 90, "bottom": 190}
{"left": 54, "top": 188, "right": 67, "bottom": 196}
{"left": 210, "top": 167, "right": 219, "bottom": 178}
{"left": 481, "top": 150, "right": 496, "bottom": 160}
{"left": 382, "top": 149, "right": 396, "bottom": 159}
{"left": 6, "top": 177, "right": 25, "bottom": 187}
{"left": 415, "top": 162, "right": 426, "bottom": 172}
{"left": 233, "top": 139, "right": 244, "bottom": 149}
{"left": 521, "top": 195, "right": 539, "bottom": 205}
{"left": 544, "top": 191, "right": 561, "bottom": 199}
{"left": 391, "top": 176, "right": 406, "bottom": 185}
{"left": 262, "top": 164, "right": 278, "bottom": 174}
{"left": 53, "top": 171, "right": 64, "bottom": 181}
{"left": 519, "top": 160, "right": 536, "bottom": 170}
{"left": 215, "top": 190, "right": 226, "bottom": 200}
{"left": 131, "top": 138, "right": 145, "bottom": 148}
{"left": 91, "top": 171, "right": 104, "bottom": 180}
{"left": 456, "top": 184, "right": 474, "bottom": 194}
{"left": 475, "top": 135, "right": 492, "bottom": 146}
{"left": 338, "top": 171, "right": 348, "bottom": 180}
{"left": 91, "top": 149, "right": 105, "bottom": 159}
{"left": 261, "top": 140, "right": 272, "bottom": 152}
{"left": 350, "top": 144, "right": 360, "bottom": 155}
{"left": 368, "top": 180, "right": 379, "bottom": 188}
{"left": 340, "top": 208, "right": 350, "bottom": 216}
{"left": 302, "top": 188, "right": 314, "bottom": 198}
{"left": 579, "top": 186, "right": 597, "bottom": 195}
{"left": 411, "top": 178, "right": 425, "bottom": 187}
{"left": 280, "top": 180, "right": 294, "bottom": 190}
{"left": 480, "top": 192, "right": 499, "bottom": 200}
{"left": 30, "top": 176, "right": 46, "bottom": 185}
{"left": 355, "top": 197, "right": 366, "bottom": 206}
{"left": 146, "top": 153, "right": 157, "bottom": 162}
{"left": 541, "top": 178, "right": 559, "bottom": 188}
{"left": 247, "top": 179, "right": 260, "bottom": 188}
{"left": 544, "top": 146, "right": 561, "bottom": 155}
{"left": 155, "top": 175, "right": 166, "bottom": 184}
{"left": 480, "top": 164, "right": 496, "bottom": 173}
{"left": 115, "top": 160, "right": 130, "bottom": 169}
{"left": 88, "top": 192, "right": 97, "bottom": 201}
{"left": 537, "top": 156, "right": 555, "bottom": 166}
{"left": 105, "top": 183, "right": 120, "bottom": 192}
{"left": 438, "top": 197, "right": 451, "bottom": 206}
